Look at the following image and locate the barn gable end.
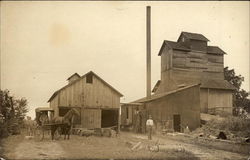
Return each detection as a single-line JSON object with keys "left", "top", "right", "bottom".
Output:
{"left": 48, "top": 71, "right": 122, "bottom": 129}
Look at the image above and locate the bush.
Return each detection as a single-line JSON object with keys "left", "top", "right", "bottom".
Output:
{"left": 201, "top": 116, "right": 250, "bottom": 138}
{"left": 0, "top": 123, "right": 9, "bottom": 138}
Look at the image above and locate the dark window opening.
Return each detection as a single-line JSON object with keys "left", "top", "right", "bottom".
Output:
{"left": 86, "top": 74, "right": 93, "bottom": 84}
{"left": 173, "top": 114, "right": 181, "bottom": 132}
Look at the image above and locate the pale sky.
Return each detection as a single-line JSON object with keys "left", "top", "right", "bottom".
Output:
{"left": 1, "top": 1, "right": 249, "bottom": 118}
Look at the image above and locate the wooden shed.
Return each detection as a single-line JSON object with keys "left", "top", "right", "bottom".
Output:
{"left": 48, "top": 71, "right": 123, "bottom": 129}
{"left": 121, "top": 84, "right": 201, "bottom": 133}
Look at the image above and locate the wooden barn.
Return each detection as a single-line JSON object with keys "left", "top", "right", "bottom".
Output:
{"left": 121, "top": 84, "right": 201, "bottom": 133}
{"left": 48, "top": 71, "right": 123, "bottom": 129}
{"left": 154, "top": 32, "right": 235, "bottom": 115}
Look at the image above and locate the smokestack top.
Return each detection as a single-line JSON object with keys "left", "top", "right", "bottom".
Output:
{"left": 146, "top": 6, "right": 151, "bottom": 99}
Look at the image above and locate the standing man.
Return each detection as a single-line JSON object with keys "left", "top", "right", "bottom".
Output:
{"left": 146, "top": 115, "right": 154, "bottom": 140}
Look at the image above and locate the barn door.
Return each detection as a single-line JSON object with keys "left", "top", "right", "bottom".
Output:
{"left": 173, "top": 114, "right": 181, "bottom": 132}
{"left": 82, "top": 109, "right": 101, "bottom": 129}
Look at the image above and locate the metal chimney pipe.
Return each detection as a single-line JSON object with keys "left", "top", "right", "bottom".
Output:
{"left": 146, "top": 6, "right": 151, "bottom": 99}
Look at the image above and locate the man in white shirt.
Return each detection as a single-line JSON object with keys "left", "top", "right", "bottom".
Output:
{"left": 146, "top": 115, "right": 154, "bottom": 140}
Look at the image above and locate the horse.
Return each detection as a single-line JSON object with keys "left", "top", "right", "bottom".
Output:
{"left": 51, "top": 108, "right": 80, "bottom": 140}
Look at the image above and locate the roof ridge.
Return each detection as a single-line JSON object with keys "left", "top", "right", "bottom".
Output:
{"left": 180, "top": 31, "right": 209, "bottom": 42}
{"left": 67, "top": 73, "right": 80, "bottom": 80}
{"left": 48, "top": 71, "right": 123, "bottom": 102}
{"left": 132, "top": 83, "right": 200, "bottom": 103}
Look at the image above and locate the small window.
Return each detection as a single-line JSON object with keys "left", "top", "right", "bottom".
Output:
{"left": 182, "top": 37, "right": 185, "bottom": 42}
{"left": 86, "top": 74, "right": 93, "bottom": 83}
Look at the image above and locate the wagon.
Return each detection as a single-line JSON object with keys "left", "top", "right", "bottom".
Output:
{"left": 35, "top": 107, "right": 54, "bottom": 124}
{"left": 35, "top": 107, "right": 60, "bottom": 140}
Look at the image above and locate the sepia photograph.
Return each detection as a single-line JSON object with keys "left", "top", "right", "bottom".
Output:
{"left": 0, "top": 1, "right": 249, "bottom": 160}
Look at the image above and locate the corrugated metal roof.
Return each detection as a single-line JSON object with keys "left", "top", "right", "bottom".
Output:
{"left": 201, "top": 79, "right": 235, "bottom": 90}
{"left": 48, "top": 71, "right": 123, "bottom": 102}
{"left": 207, "top": 46, "right": 226, "bottom": 55}
{"left": 180, "top": 32, "right": 209, "bottom": 42}
{"left": 132, "top": 84, "right": 200, "bottom": 103}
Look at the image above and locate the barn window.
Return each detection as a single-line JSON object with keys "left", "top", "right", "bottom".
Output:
{"left": 182, "top": 37, "right": 185, "bottom": 42}
{"left": 86, "top": 74, "right": 93, "bottom": 84}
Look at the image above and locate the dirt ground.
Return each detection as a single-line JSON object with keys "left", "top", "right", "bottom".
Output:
{"left": 0, "top": 131, "right": 249, "bottom": 160}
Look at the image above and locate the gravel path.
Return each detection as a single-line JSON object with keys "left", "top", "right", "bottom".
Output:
{"left": 131, "top": 133, "right": 248, "bottom": 160}
{"left": 1, "top": 132, "right": 249, "bottom": 160}
{"left": 14, "top": 140, "right": 66, "bottom": 159}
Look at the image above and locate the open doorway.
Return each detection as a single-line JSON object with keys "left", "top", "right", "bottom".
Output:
{"left": 173, "top": 114, "right": 181, "bottom": 132}
{"left": 101, "top": 109, "right": 118, "bottom": 128}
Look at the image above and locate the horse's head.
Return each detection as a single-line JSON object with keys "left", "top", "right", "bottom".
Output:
{"left": 64, "top": 108, "right": 80, "bottom": 121}
{"left": 60, "top": 108, "right": 79, "bottom": 125}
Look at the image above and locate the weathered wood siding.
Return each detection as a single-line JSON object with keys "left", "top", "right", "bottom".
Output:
{"left": 52, "top": 76, "right": 120, "bottom": 109}
{"left": 50, "top": 95, "right": 59, "bottom": 116}
{"left": 161, "top": 48, "right": 224, "bottom": 74}
{"left": 82, "top": 108, "right": 101, "bottom": 128}
{"left": 49, "top": 73, "right": 121, "bottom": 128}
{"left": 146, "top": 85, "right": 200, "bottom": 131}
{"left": 200, "top": 88, "right": 233, "bottom": 114}
{"left": 160, "top": 48, "right": 225, "bottom": 93}
{"left": 161, "top": 46, "right": 173, "bottom": 72}
{"left": 158, "top": 70, "right": 178, "bottom": 94}
{"left": 171, "top": 51, "right": 224, "bottom": 73}
{"left": 121, "top": 104, "right": 141, "bottom": 125}
{"left": 208, "top": 89, "right": 233, "bottom": 114}
{"left": 200, "top": 89, "right": 208, "bottom": 113}
{"left": 190, "top": 40, "right": 207, "bottom": 51}
{"left": 68, "top": 75, "right": 80, "bottom": 83}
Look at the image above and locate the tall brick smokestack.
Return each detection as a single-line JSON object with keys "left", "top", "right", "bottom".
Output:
{"left": 146, "top": 6, "right": 151, "bottom": 99}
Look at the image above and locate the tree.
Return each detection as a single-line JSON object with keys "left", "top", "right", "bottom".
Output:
{"left": 14, "top": 98, "right": 29, "bottom": 124}
{"left": 224, "top": 67, "right": 250, "bottom": 115}
{"left": 0, "top": 90, "right": 13, "bottom": 122}
{"left": 0, "top": 89, "right": 29, "bottom": 137}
